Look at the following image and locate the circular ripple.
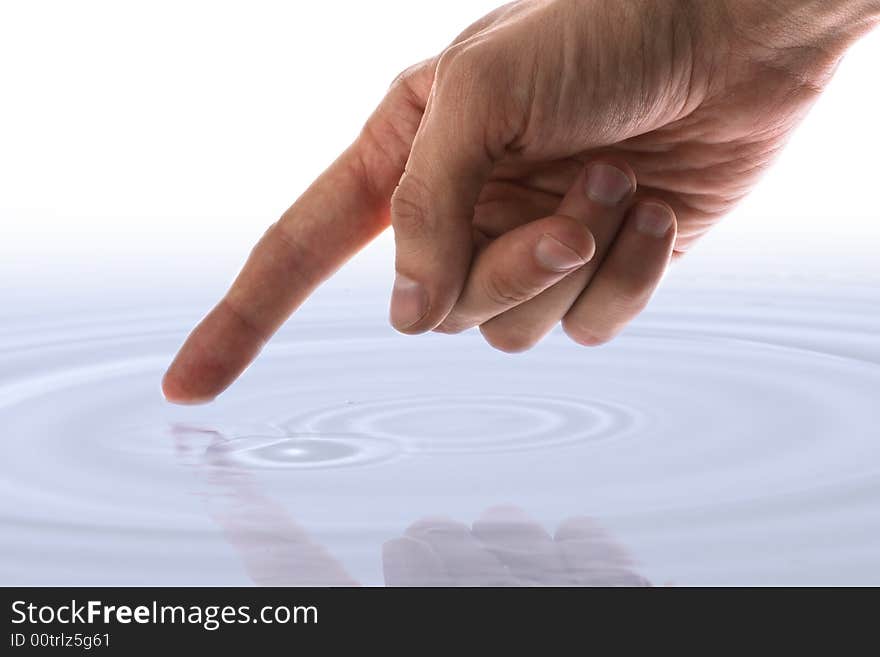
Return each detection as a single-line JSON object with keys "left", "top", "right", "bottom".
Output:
{"left": 280, "top": 395, "right": 638, "bottom": 454}
{"left": 204, "top": 433, "right": 401, "bottom": 470}
{"left": 0, "top": 277, "right": 879, "bottom": 585}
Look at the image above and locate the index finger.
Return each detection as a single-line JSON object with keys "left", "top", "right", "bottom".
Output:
{"left": 161, "top": 62, "right": 435, "bottom": 403}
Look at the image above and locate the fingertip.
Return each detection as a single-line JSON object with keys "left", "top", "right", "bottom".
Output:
{"left": 479, "top": 323, "right": 539, "bottom": 354}
{"left": 160, "top": 301, "right": 265, "bottom": 405}
{"left": 580, "top": 158, "right": 637, "bottom": 207}
{"left": 544, "top": 215, "right": 598, "bottom": 263}
{"left": 561, "top": 199, "right": 676, "bottom": 350}
{"left": 160, "top": 366, "right": 216, "bottom": 406}
{"left": 534, "top": 234, "right": 588, "bottom": 273}
{"left": 561, "top": 316, "right": 616, "bottom": 348}
{"left": 160, "top": 368, "right": 182, "bottom": 403}
{"left": 630, "top": 200, "right": 677, "bottom": 239}
{"left": 389, "top": 272, "right": 431, "bottom": 333}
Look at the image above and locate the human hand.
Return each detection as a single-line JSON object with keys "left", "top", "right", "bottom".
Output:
{"left": 163, "top": 0, "right": 877, "bottom": 403}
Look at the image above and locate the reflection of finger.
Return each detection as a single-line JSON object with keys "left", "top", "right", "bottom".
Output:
{"left": 382, "top": 537, "right": 446, "bottom": 587}
{"left": 555, "top": 516, "right": 650, "bottom": 587}
{"left": 404, "top": 517, "right": 513, "bottom": 586}
{"left": 563, "top": 201, "right": 676, "bottom": 346}
{"left": 479, "top": 161, "right": 635, "bottom": 352}
{"left": 435, "top": 215, "right": 595, "bottom": 333}
{"left": 471, "top": 506, "right": 568, "bottom": 586}
{"left": 179, "top": 433, "right": 358, "bottom": 586}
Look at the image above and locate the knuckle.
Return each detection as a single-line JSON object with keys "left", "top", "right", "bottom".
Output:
{"left": 390, "top": 175, "right": 433, "bottom": 240}
{"left": 436, "top": 42, "right": 472, "bottom": 77}
{"left": 385, "top": 58, "right": 433, "bottom": 105}
{"left": 388, "top": 63, "right": 418, "bottom": 90}
{"left": 435, "top": 39, "right": 489, "bottom": 88}
{"left": 482, "top": 270, "right": 532, "bottom": 308}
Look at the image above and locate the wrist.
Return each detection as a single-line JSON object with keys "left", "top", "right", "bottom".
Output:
{"left": 713, "top": 0, "right": 880, "bottom": 87}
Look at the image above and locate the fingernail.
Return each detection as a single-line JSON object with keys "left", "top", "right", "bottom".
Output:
{"left": 535, "top": 234, "right": 587, "bottom": 272}
{"left": 633, "top": 202, "right": 673, "bottom": 237}
{"left": 390, "top": 273, "right": 428, "bottom": 330}
{"left": 585, "top": 163, "right": 633, "bottom": 206}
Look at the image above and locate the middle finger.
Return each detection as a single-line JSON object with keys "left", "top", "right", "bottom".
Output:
{"left": 479, "top": 160, "right": 636, "bottom": 352}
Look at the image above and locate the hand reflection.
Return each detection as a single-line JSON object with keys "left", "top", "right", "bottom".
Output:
{"left": 384, "top": 506, "right": 649, "bottom": 587}
{"left": 174, "top": 425, "right": 649, "bottom": 587}
{"left": 173, "top": 425, "right": 357, "bottom": 586}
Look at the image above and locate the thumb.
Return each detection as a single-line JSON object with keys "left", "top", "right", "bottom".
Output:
{"left": 389, "top": 45, "right": 498, "bottom": 334}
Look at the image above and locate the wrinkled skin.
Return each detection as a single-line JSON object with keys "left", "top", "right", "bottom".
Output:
{"left": 163, "top": 0, "right": 874, "bottom": 403}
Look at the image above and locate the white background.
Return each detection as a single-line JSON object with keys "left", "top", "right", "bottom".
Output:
{"left": 0, "top": 2, "right": 878, "bottom": 588}
{"left": 1, "top": 0, "right": 878, "bottom": 284}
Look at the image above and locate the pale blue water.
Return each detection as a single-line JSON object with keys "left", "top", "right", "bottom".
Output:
{"left": 1, "top": 251, "right": 878, "bottom": 586}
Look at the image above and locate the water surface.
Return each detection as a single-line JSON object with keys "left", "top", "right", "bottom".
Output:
{"left": 1, "top": 254, "right": 878, "bottom": 586}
